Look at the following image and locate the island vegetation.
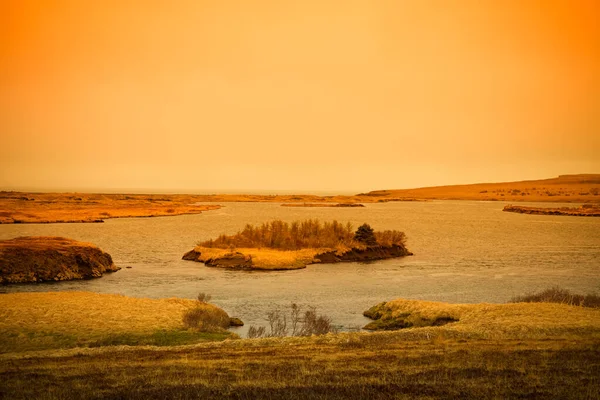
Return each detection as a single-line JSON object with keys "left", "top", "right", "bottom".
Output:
{"left": 281, "top": 203, "right": 365, "bottom": 207}
{"left": 503, "top": 203, "right": 600, "bottom": 217}
{"left": 183, "top": 219, "right": 412, "bottom": 270}
{"left": 0, "top": 236, "right": 120, "bottom": 284}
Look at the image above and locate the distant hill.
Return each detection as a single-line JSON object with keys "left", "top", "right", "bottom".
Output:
{"left": 358, "top": 174, "right": 600, "bottom": 203}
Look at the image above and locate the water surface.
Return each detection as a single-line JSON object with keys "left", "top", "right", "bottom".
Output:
{"left": 1, "top": 201, "right": 599, "bottom": 334}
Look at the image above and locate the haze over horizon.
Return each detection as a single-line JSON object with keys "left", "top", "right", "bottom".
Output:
{"left": 1, "top": 0, "right": 599, "bottom": 193}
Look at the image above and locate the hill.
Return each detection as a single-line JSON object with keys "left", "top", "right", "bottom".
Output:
{"left": 359, "top": 174, "right": 600, "bottom": 203}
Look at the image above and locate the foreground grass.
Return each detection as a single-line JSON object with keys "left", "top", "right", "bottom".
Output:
{"left": 0, "top": 333, "right": 598, "bottom": 399}
{"left": 1, "top": 293, "right": 600, "bottom": 398}
{"left": 0, "top": 292, "right": 234, "bottom": 353}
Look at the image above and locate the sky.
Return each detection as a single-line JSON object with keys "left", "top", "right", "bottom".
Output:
{"left": 1, "top": 0, "right": 599, "bottom": 193}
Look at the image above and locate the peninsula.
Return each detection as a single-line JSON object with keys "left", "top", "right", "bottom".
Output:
{"left": 0, "top": 236, "right": 120, "bottom": 284}
{"left": 183, "top": 219, "right": 412, "bottom": 270}
{"left": 503, "top": 204, "right": 600, "bottom": 217}
{"left": 0, "top": 192, "right": 220, "bottom": 224}
{"left": 1, "top": 174, "right": 598, "bottom": 224}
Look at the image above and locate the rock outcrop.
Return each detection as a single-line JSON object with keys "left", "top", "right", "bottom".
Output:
{"left": 0, "top": 236, "right": 120, "bottom": 284}
{"left": 313, "top": 245, "right": 412, "bottom": 263}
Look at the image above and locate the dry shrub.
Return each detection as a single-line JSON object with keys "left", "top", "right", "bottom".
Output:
{"left": 247, "top": 326, "right": 267, "bottom": 339}
{"left": 511, "top": 287, "right": 600, "bottom": 308}
{"left": 198, "top": 219, "right": 407, "bottom": 250}
{"left": 182, "top": 293, "right": 229, "bottom": 332}
{"left": 247, "top": 303, "right": 336, "bottom": 338}
{"left": 182, "top": 306, "right": 229, "bottom": 332}
{"left": 197, "top": 292, "right": 212, "bottom": 303}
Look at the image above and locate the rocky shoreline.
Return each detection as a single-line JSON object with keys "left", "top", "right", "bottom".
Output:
{"left": 0, "top": 237, "right": 120, "bottom": 284}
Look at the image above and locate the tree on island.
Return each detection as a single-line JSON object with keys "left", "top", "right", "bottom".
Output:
{"left": 354, "top": 223, "right": 378, "bottom": 246}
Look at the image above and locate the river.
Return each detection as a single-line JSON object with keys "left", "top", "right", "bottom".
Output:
{"left": 1, "top": 200, "right": 599, "bottom": 335}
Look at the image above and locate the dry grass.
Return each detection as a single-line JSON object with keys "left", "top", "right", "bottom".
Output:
{"left": 1, "top": 294, "right": 600, "bottom": 397}
{"left": 195, "top": 246, "right": 323, "bottom": 270}
{"left": 0, "top": 333, "right": 598, "bottom": 399}
{"left": 363, "top": 299, "right": 600, "bottom": 339}
{"left": 503, "top": 204, "right": 600, "bottom": 216}
{"left": 0, "top": 192, "right": 220, "bottom": 224}
{"left": 511, "top": 287, "right": 600, "bottom": 308}
{"left": 362, "top": 174, "right": 600, "bottom": 203}
{"left": 0, "top": 292, "right": 233, "bottom": 353}
{"left": 2, "top": 174, "right": 597, "bottom": 224}
{"left": 281, "top": 203, "right": 365, "bottom": 207}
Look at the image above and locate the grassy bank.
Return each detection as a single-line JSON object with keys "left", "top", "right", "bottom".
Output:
{"left": 362, "top": 299, "right": 600, "bottom": 338}
{"left": 0, "top": 292, "right": 235, "bottom": 353}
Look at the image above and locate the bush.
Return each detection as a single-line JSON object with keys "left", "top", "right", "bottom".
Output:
{"left": 511, "top": 287, "right": 600, "bottom": 308}
{"left": 247, "top": 303, "right": 336, "bottom": 338}
{"left": 182, "top": 293, "right": 229, "bottom": 331}
{"left": 353, "top": 223, "right": 377, "bottom": 246}
{"left": 182, "top": 307, "right": 229, "bottom": 331}
{"left": 197, "top": 292, "right": 212, "bottom": 303}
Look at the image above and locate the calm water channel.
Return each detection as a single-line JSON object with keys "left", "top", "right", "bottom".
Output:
{"left": 1, "top": 201, "right": 599, "bottom": 335}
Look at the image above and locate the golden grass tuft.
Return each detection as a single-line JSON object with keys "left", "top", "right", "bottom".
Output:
{"left": 195, "top": 246, "right": 323, "bottom": 269}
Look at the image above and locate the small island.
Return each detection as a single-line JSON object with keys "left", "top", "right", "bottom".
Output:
{"left": 503, "top": 204, "right": 600, "bottom": 217}
{"left": 183, "top": 219, "right": 412, "bottom": 270}
{"left": 281, "top": 203, "right": 365, "bottom": 208}
{"left": 0, "top": 236, "right": 120, "bottom": 284}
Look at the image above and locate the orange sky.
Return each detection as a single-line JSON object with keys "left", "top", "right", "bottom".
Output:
{"left": 1, "top": 0, "right": 598, "bottom": 192}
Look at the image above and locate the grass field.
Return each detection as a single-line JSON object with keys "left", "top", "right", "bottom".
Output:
{"left": 0, "top": 292, "right": 235, "bottom": 353}
{"left": 1, "top": 330, "right": 598, "bottom": 399}
{"left": 1, "top": 292, "right": 600, "bottom": 398}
